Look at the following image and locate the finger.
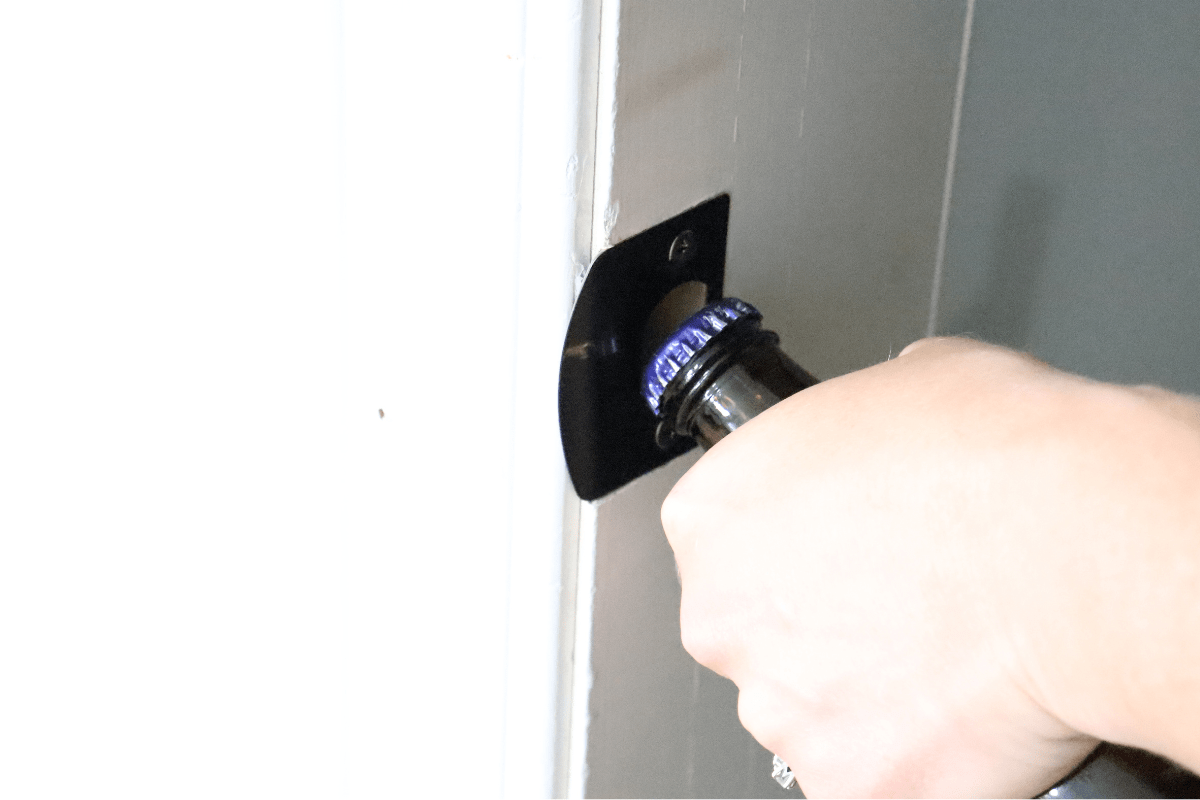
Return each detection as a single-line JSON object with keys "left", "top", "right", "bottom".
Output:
{"left": 897, "top": 336, "right": 973, "bottom": 358}
{"left": 897, "top": 337, "right": 934, "bottom": 358}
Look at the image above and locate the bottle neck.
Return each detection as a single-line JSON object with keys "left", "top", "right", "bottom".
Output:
{"left": 655, "top": 324, "right": 819, "bottom": 450}
{"left": 690, "top": 362, "right": 783, "bottom": 448}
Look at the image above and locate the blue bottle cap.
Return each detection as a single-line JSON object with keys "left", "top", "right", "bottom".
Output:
{"left": 641, "top": 297, "right": 761, "bottom": 415}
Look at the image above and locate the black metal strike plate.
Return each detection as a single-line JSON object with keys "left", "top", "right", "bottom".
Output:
{"left": 558, "top": 194, "right": 729, "bottom": 501}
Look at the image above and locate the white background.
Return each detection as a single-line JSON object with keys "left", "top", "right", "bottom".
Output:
{"left": 0, "top": 1, "right": 583, "bottom": 795}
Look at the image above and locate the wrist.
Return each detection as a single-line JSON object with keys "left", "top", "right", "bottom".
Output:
{"left": 1012, "top": 381, "right": 1200, "bottom": 771}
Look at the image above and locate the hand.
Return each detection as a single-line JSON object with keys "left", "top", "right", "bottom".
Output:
{"left": 661, "top": 337, "right": 1200, "bottom": 797}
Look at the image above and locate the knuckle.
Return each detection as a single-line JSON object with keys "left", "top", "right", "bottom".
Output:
{"left": 1131, "top": 382, "right": 1170, "bottom": 399}
{"left": 737, "top": 692, "right": 845, "bottom": 798}
{"left": 736, "top": 686, "right": 786, "bottom": 753}
{"left": 678, "top": 599, "right": 728, "bottom": 674}
{"left": 659, "top": 486, "right": 688, "bottom": 539}
{"left": 899, "top": 334, "right": 985, "bottom": 359}
{"left": 904, "top": 336, "right": 1056, "bottom": 382}
{"left": 660, "top": 473, "right": 710, "bottom": 551}
{"left": 897, "top": 337, "right": 934, "bottom": 358}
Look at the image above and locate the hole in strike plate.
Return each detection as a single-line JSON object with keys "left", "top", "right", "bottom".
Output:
{"left": 642, "top": 280, "right": 709, "bottom": 365}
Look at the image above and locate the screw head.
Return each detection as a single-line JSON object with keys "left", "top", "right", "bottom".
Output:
{"left": 668, "top": 229, "right": 697, "bottom": 265}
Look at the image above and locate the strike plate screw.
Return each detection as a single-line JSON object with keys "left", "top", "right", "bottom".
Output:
{"left": 668, "top": 229, "right": 696, "bottom": 264}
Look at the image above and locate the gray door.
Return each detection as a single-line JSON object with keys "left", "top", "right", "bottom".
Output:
{"left": 572, "top": 2, "right": 969, "bottom": 796}
{"left": 569, "top": 1, "right": 1200, "bottom": 796}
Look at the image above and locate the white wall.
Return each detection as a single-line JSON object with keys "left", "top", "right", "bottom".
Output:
{"left": 0, "top": 2, "right": 587, "bottom": 796}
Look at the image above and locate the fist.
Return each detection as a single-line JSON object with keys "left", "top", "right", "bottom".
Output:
{"left": 661, "top": 339, "right": 1107, "bottom": 797}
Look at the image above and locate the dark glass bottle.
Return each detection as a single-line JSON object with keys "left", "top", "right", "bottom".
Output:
{"left": 640, "top": 297, "right": 1200, "bottom": 799}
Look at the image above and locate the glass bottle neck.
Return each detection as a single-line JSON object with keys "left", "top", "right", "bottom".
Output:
{"left": 690, "top": 363, "right": 782, "bottom": 448}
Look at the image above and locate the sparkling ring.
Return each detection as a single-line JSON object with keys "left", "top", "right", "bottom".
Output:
{"left": 771, "top": 754, "right": 797, "bottom": 790}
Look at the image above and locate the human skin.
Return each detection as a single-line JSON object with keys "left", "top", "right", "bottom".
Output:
{"left": 660, "top": 337, "right": 1200, "bottom": 798}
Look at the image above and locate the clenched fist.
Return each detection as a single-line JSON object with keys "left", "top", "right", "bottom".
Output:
{"left": 661, "top": 338, "right": 1200, "bottom": 798}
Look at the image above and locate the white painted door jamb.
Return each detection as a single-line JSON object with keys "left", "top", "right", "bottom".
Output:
{"left": 503, "top": 0, "right": 605, "bottom": 796}
{"left": 559, "top": 0, "right": 616, "bottom": 796}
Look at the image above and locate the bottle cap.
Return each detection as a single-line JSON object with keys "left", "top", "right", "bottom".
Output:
{"left": 641, "top": 297, "right": 761, "bottom": 415}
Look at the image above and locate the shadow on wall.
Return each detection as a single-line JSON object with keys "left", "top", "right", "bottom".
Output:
{"left": 946, "top": 176, "right": 1059, "bottom": 349}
